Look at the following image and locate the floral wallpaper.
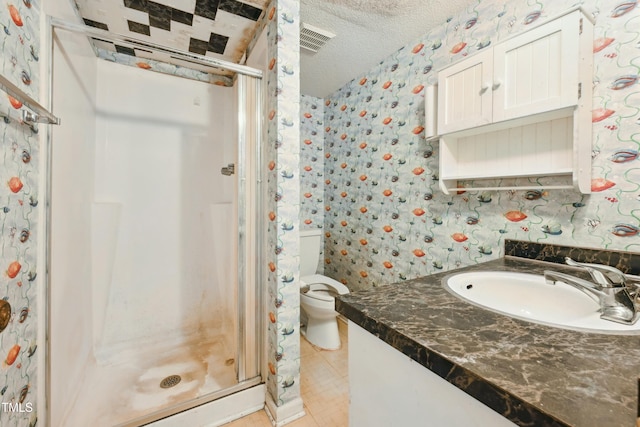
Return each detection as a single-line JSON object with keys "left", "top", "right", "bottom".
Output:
{"left": 95, "top": 48, "right": 234, "bottom": 86}
{"left": 0, "top": 0, "right": 302, "bottom": 422}
{"left": 300, "top": 94, "right": 324, "bottom": 274}
{"left": 0, "top": 0, "right": 40, "bottom": 425}
{"left": 322, "top": 0, "right": 640, "bottom": 292}
{"left": 263, "top": 0, "right": 301, "bottom": 411}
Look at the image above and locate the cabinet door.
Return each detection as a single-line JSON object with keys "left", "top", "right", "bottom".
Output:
{"left": 492, "top": 11, "right": 581, "bottom": 122}
{"left": 437, "top": 48, "right": 493, "bottom": 134}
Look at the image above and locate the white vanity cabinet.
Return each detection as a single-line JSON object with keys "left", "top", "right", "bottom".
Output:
{"left": 436, "top": 8, "right": 593, "bottom": 194}
{"left": 348, "top": 323, "right": 517, "bottom": 427}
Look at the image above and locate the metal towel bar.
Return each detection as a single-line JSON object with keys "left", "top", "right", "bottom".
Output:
{"left": 0, "top": 73, "right": 60, "bottom": 125}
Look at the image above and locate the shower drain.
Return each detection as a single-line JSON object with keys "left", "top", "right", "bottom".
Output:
{"left": 160, "top": 375, "right": 182, "bottom": 389}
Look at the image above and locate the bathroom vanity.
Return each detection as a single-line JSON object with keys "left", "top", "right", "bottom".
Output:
{"left": 336, "top": 241, "right": 640, "bottom": 427}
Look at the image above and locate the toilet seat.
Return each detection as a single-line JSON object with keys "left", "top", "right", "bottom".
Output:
{"left": 301, "top": 285, "right": 337, "bottom": 302}
{"left": 300, "top": 274, "right": 349, "bottom": 296}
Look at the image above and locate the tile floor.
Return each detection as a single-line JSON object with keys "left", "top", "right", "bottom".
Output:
{"left": 224, "top": 320, "right": 349, "bottom": 427}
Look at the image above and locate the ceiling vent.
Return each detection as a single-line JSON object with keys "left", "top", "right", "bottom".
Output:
{"left": 300, "top": 23, "right": 335, "bottom": 53}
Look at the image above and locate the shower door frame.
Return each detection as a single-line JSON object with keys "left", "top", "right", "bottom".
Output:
{"left": 43, "top": 17, "right": 265, "bottom": 426}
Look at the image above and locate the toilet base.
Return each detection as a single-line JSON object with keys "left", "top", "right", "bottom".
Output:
{"left": 301, "top": 315, "right": 341, "bottom": 350}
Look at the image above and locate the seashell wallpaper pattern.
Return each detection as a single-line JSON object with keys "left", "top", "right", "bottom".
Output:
{"left": 94, "top": 48, "right": 233, "bottom": 86}
{"left": 263, "top": 0, "right": 302, "bottom": 408}
{"left": 0, "top": 0, "right": 40, "bottom": 424}
{"left": 300, "top": 94, "right": 324, "bottom": 274}
{"left": 321, "top": 0, "right": 640, "bottom": 292}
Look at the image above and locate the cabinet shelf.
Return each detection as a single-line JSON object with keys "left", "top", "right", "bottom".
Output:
{"left": 444, "top": 170, "right": 574, "bottom": 181}
{"left": 442, "top": 107, "right": 575, "bottom": 139}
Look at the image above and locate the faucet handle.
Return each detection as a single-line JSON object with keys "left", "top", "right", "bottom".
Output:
{"left": 564, "top": 257, "right": 626, "bottom": 287}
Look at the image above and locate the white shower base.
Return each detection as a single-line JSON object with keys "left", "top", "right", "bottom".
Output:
{"left": 149, "top": 384, "right": 265, "bottom": 427}
{"left": 62, "top": 332, "right": 238, "bottom": 426}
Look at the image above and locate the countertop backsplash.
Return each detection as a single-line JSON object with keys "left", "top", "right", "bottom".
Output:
{"left": 504, "top": 239, "right": 640, "bottom": 276}
{"left": 505, "top": 239, "right": 640, "bottom": 276}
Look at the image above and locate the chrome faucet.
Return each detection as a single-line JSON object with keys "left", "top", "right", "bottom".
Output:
{"left": 544, "top": 258, "right": 638, "bottom": 325}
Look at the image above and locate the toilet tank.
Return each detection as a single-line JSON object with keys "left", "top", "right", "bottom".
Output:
{"left": 300, "top": 229, "right": 321, "bottom": 276}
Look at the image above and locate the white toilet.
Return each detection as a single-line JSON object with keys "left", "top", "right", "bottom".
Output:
{"left": 300, "top": 229, "right": 350, "bottom": 350}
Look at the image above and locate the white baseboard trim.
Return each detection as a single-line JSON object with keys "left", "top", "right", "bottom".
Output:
{"left": 265, "top": 393, "right": 305, "bottom": 426}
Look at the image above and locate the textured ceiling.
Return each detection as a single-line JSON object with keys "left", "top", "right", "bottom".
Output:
{"left": 300, "top": 0, "right": 478, "bottom": 98}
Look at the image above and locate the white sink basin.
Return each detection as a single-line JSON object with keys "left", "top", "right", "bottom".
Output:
{"left": 444, "top": 271, "right": 640, "bottom": 334}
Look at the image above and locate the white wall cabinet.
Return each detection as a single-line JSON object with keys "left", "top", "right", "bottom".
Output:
{"left": 437, "top": 48, "right": 493, "bottom": 134}
{"left": 492, "top": 13, "right": 581, "bottom": 122}
{"left": 436, "top": 8, "right": 593, "bottom": 194}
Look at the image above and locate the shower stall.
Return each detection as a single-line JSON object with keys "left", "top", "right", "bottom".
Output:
{"left": 45, "top": 17, "right": 264, "bottom": 427}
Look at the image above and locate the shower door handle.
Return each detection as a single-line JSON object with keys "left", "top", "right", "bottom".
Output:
{"left": 221, "top": 163, "right": 235, "bottom": 176}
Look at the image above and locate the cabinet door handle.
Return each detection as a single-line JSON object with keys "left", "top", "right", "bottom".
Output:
{"left": 479, "top": 84, "right": 490, "bottom": 95}
{"left": 492, "top": 81, "right": 502, "bottom": 91}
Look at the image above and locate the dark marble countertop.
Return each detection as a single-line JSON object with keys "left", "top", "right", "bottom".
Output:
{"left": 336, "top": 255, "right": 640, "bottom": 427}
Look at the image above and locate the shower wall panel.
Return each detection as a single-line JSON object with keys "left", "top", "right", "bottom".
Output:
{"left": 49, "top": 21, "right": 99, "bottom": 425}
{"left": 93, "top": 60, "right": 237, "bottom": 358}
